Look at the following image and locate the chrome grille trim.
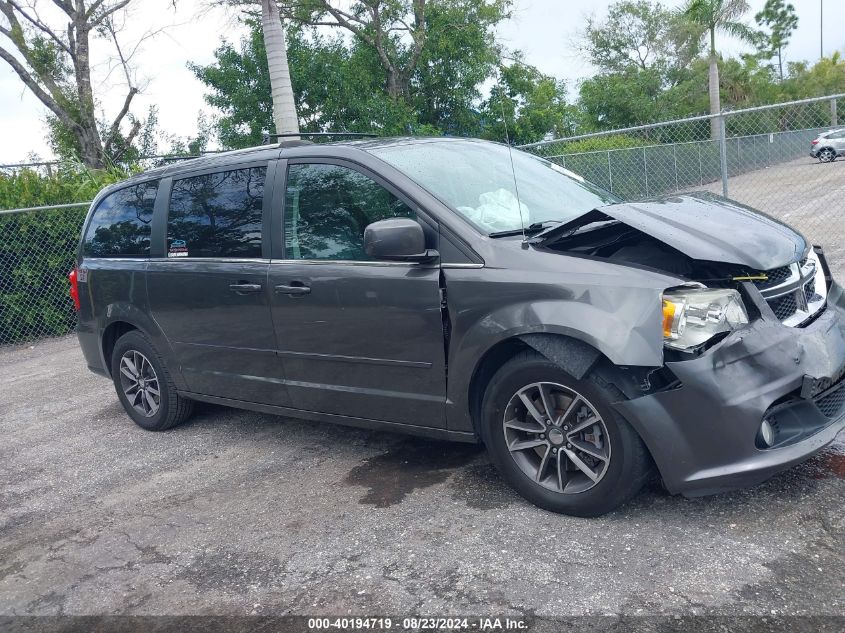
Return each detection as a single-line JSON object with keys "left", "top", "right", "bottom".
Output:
{"left": 754, "top": 252, "right": 827, "bottom": 327}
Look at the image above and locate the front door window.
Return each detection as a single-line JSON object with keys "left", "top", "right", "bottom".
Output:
{"left": 284, "top": 163, "right": 415, "bottom": 260}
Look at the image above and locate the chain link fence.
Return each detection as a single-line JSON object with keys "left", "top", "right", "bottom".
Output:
{"left": 2, "top": 95, "right": 844, "bottom": 346}
{"left": 521, "top": 93, "right": 845, "bottom": 280}
{"left": 0, "top": 203, "right": 90, "bottom": 346}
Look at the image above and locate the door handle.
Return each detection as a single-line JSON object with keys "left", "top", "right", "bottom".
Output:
{"left": 229, "top": 283, "right": 263, "bottom": 294}
{"left": 275, "top": 283, "right": 311, "bottom": 296}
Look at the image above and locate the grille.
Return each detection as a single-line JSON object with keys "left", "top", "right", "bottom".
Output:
{"left": 804, "top": 277, "right": 820, "bottom": 303}
{"left": 815, "top": 384, "right": 845, "bottom": 419}
{"left": 769, "top": 293, "right": 799, "bottom": 320}
{"left": 754, "top": 258, "right": 825, "bottom": 326}
{"left": 754, "top": 265, "right": 792, "bottom": 289}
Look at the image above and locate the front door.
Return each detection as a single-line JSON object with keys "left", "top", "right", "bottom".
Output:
{"left": 268, "top": 160, "right": 447, "bottom": 427}
{"left": 147, "top": 164, "right": 289, "bottom": 406}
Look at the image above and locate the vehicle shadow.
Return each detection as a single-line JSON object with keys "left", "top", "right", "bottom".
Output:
{"left": 97, "top": 398, "right": 845, "bottom": 520}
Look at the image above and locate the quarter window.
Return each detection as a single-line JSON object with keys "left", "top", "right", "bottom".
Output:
{"left": 284, "top": 163, "right": 415, "bottom": 260}
{"left": 167, "top": 167, "right": 266, "bottom": 258}
{"left": 83, "top": 181, "right": 157, "bottom": 257}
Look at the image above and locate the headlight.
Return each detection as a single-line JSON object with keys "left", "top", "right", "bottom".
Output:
{"left": 662, "top": 288, "right": 748, "bottom": 350}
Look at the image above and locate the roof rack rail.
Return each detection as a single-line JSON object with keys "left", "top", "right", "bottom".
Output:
{"left": 262, "top": 132, "right": 378, "bottom": 144}
{"left": 269, "top": 132, "right": 377, "bottom": 139}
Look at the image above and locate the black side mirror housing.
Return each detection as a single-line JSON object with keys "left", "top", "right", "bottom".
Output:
{"left": 363, "top": 218, "right": 438, "bottom": 263}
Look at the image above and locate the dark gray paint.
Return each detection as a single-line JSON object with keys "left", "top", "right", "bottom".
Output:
{"left": 74, "top": 137, "right": 845, "bottom": 498}
{"left": 363, "top": 217, "right": 428, "bottom": 260}
{"left": 538, "top": 191, "right": 808, "bottom": 270}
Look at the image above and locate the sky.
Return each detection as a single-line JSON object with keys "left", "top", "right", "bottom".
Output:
{"left": 1, "top": 0, "right": 843, "bottom": 163}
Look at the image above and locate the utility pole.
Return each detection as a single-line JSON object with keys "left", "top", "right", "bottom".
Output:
{"left": 820, "top": 0, "right": 824, "bottom": 60}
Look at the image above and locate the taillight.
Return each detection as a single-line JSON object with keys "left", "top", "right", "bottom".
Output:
{"left": 811, "top": 139, "right": 819, "bottom": 145}
{"left": 68, "top": 268, "right": 80, "bottom": 311}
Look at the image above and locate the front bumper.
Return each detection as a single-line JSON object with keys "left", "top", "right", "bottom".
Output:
{"left": 615, "top": 282, "right": 845, "bottom": 497}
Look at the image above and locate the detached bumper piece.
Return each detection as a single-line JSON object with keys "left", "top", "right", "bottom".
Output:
{"left": 616, "top": 282, "right": 845, "bottom": 497}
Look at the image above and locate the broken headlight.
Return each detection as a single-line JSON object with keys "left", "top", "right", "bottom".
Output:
{"left": 662, "top": 289, "right": 749, "bottom": 351}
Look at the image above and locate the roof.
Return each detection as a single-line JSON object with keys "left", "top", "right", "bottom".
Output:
{"left": 95, "top": 136, "right": 494, "bottom": 200}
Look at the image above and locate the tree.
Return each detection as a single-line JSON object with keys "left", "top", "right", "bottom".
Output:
{"left": 754, "top": 0, "right": 798, "bottom": 82}
{"left": 0, "top": 1, "right": 164, "bottom": 168}
{"left": 261, "top": 0, "right": 298, "bottom": 136}
{"left": 682, "top": 0, "right": 756, "bottom": 138}
{"left": 578, "top": 67, "right": 666, "bottom": 130}
{"left": 277, "top": 0, "right": 509, "bottom": 105}
{"left": 784, "top": 52, "right": 845, "bottom": 99}
{"left": 582, "top": 1, "right": 701, "bottom": 82}
{"left": 480, "top": 55, "right": 574, "bottom": 145}
{"left": 193, "top": 2, "right": 512, "bottom": 146}
{"left": 192, "top": 20, "right": 413, "bottom": 147}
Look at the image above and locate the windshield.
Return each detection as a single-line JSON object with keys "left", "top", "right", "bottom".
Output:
{"left": 367, "top": 139, "right": 620, "bottom": 234}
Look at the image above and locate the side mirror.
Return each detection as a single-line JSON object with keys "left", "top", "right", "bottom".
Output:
{"left": 363, "top": 218, "right": 438, "bottom": 262}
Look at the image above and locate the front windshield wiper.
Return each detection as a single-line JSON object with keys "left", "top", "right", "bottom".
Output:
{"left": 489, "top": 220, "right": 564, "bottom": 238}
{"left": 526, "top": 211, "right": 619, "bottom": 243}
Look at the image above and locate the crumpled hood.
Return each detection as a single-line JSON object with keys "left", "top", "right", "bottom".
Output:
{"left": 543, "top": 192, "right": 807, "bottom": 270}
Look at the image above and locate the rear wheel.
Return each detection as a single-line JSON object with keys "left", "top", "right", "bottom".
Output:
{"left": 818, "top": 148, "right": 836, "bottom": 163}
{"left": 111, "top": 331, "right": 193, "bottom": 431}
{"left": 480, "top": 351, "right": 652, "bottom": 517}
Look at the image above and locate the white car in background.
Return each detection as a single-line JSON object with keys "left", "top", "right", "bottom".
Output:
{"left": 810, "top": 128, "right": 845, "bottom": 162}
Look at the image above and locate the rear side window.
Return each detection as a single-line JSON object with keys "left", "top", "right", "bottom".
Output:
{"left": 83, "top": 181, "right": 158, "bottom": 257}
{"left": 167, "top": 167, "right": 266, "bottom": 258}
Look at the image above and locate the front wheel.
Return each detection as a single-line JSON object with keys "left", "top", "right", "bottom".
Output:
{"left": 480, "top": 351, "right": 652, "bottom": 517}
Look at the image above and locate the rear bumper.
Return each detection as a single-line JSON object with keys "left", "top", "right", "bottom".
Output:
{"left": 76, "top": 323, "right": 108, "bottom": 378}
{"left": 616, "top": 282, "right": 845, "bottom": 496}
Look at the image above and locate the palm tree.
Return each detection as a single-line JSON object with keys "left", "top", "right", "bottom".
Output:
{"left": 683, "top": 0, "right": 757, "bottom": 138}
{"left": 261, "top": 0, "right": 299, "bottom": 138}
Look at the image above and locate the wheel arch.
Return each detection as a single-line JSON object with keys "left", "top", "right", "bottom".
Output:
{"left": 101, "top": 321, "right": 139, "bottom": 376}
{"left": 467, "top": 333, "right": 604, "bottom": 436}
{"left": 96, "top": 302, "right": 177, "bottom": 383}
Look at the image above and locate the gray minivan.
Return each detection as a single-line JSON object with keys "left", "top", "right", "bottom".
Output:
{"left": 71, "top": 137, "right": 845, "bottom": 516}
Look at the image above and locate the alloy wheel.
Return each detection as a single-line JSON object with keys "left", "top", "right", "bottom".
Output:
{"left": 819, "top": 149, "right": 835, "bottom": 163}
{"left": 502, "top": 382, "right": 611, "bottom": 494}
{"left": 118, "top": 350, "right": 161, "bottom": 417}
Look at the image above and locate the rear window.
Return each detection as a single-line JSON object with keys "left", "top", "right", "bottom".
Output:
{"left": 166, "top": 167, "right": 265, "bottom": 258}
{"left": 82, "top": 181, "right": 158, "bottom": 257}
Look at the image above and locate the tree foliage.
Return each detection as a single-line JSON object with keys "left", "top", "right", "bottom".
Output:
{"left": 191, "top": 0, "right": 567, "bottom": 147}
{"left": 582, "top": 1, "right": 701, "bottom": 80}
{"left": 480, "top": 55, "right": 574, "bottom": 145}
{"left": 755, "top": 0, "right": 798, "bottom": 81}
{"left": 0, "top": 1, "right": 171, "bottom": 168}
{"left": 0, "top": 165, "right": 127, "bottom": 343}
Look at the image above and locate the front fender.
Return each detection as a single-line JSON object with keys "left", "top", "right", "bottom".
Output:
{"left": 443, "top": 263, "right": 679, "bottom": 433}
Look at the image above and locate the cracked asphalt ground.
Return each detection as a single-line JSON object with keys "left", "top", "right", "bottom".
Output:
{"left": 1, "top": 336, "right": 844, "bottom": 618}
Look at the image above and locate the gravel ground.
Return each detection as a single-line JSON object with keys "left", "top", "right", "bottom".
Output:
{"left": 1, "top": 335, "right": 844, "bottom": 620}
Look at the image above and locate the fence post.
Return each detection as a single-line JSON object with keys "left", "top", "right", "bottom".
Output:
{"left": 718, "top": 114, "right": 729, "bottom": 197}
{"left": 643, "top": 146, "right": 648, "bottom": 197}
{"left": 697, "top": 143, "right": 703, "bottom": 185}
{"left": 832, "top": 98, "right": 838, "bottom": 127}
{"left": 607, "top": 151, "right": 613, "bottom": 193}
{"left": 673, "top": 145, "right": 679, "bottom": 191}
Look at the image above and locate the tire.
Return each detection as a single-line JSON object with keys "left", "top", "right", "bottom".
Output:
{"left": 479, "top": 350, "right": 652, "bottom": 517}
{"left": 110, "top": 330, "right": 193, "bottom": 431}
{"left": 818, "top": 148, "right": 836, "bottom": 163}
